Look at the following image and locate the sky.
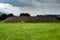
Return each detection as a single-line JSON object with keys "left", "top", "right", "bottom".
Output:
{"left": 0, "top": 0, "right": 60, "bottom": 16}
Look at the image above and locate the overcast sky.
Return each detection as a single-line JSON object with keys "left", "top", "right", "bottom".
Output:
{"left": 0, "top": 0, "right": 60, "bottom": 16}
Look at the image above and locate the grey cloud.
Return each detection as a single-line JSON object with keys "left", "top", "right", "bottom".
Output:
{"left": 35, "top": 0, "right": 60, "bottom": 4}
{"left": 0, "top": 0, "right": 60, "bottom": 16}
{"left": 0, "top": 0, "right": 32, "bottom": 7}
{"left": 56, "top": 0, "right": 60, "bottom": 4}
{"left": 35, "top": 0, "right": 55, "bottom": 3}
{"left": 0, "top": 0, "right": 60, "bottom": 7}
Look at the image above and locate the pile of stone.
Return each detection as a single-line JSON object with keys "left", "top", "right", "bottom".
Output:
{"left": 2, "top": 16, "right": 57, "bottom": 22}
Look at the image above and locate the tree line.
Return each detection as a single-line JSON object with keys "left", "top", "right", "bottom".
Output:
{"left": 0, "top": 12, "right": 60, "bottom": 21}
{"left": 0, "top": 13, "right": 30, "bottom": 20}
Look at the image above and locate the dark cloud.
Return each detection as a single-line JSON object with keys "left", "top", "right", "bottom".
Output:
{"left": 0, "top": 0, "right": 60, "bottom": 16}
{"left": 56, "top": 0, "right": 60, "bottom": 4}
{"left": 35, "top": 0, "right": 60, "bottom": 4}
{"left": 0, "top": 0, "right": 60, "bottom": 7}
{"left": 0, "top": 0, "right": 32, "bottom": 7}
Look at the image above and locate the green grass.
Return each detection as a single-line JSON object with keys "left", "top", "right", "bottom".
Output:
{"left": 0, "top": 22, "right": 60, "bottom": 40}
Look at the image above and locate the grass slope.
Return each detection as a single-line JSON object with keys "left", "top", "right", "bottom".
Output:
{"left": 0, "top": 22, "right": 60, "bottom": 40}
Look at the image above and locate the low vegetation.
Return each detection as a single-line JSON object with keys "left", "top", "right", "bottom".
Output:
{"left": 0, "top": 22, "right": 60, "bottom": 40}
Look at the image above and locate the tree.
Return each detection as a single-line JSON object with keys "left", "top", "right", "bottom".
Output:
{"left": 20, "top": 13, "right": 30, "bottom": 16}
{"left": 0, "top": 14, "right": 8, "bottom": 20}
{"left": 37, "top": 15, "right": 42, "bottom": 17}
{"left": 8, "top": 14, "right": 14, "bottom": 17}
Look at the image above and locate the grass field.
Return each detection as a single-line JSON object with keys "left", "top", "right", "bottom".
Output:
{"left": 0, "top": 22, "right": 60, "bottom": 40}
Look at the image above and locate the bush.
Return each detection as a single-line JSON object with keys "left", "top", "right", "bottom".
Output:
{"left": 8, "top": 14, "right": 14, "bottom": 17}
{"left": 20, "top": 13, "right": 30, "bottom": 16}
{"left": 0, "top": 14, "right": 8, "bottom": 20}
